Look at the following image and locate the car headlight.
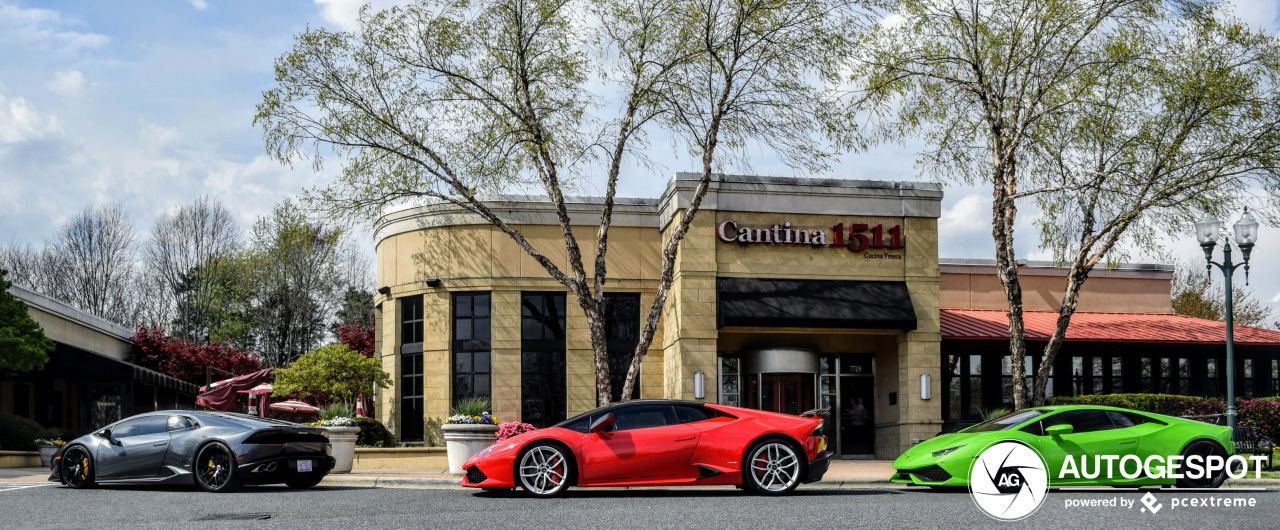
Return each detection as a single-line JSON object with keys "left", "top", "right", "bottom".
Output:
{"left": 932, "top": 445, "right": 965, "bottom": 457}
{"left": 477, "top": 445, "right": 496, "bottom": 457}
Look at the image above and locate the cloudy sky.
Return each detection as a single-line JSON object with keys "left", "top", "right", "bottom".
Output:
{"left": 1, "top": 0, "right": 1278, "bottom": 320}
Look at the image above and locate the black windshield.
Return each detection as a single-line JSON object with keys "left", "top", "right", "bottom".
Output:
{"left": 963, "top": 410, "right": 1047, "bottom": 433}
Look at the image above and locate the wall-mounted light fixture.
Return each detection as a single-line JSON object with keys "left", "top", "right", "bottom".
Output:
{"left": 425, "top": 278, "right": 442, "bottom": 288}
{"left": 377, "top": 286, "right": 391, "bottom": 295}
{"left": 920, "top": 373, "right": 931, "bottom": 400}
{"left": 694, "top": 371, "right": 706, "bottom": 399}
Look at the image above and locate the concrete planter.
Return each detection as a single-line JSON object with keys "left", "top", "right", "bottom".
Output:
{"left": 37, "top": 445, "right": 58, "bottom": 467}
{"left": 323, "top": 426, "right": 361, "bottom": 474}
{"left": 442, "top": 423, "right": 499, "bottom": 475}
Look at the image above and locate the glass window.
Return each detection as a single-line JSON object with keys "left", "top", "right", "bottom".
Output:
{"left": 400, "top": 296, "right": 424, "bottom": 345}
{"left": 720, "top": 356, "right": 740, "bottom": 407}
{"left": 968, "top": 355, "right": 983, "bottom": 419}
{"left": 604, "top": 293, "right": 641, "bottom": 403}
{"left": 1111, "top": 358, "right": 1123, "bottom": 393}
{"left": 1071, "top": 357, "right": 1084, "bottom": 397}
{"left": 674, "top": 405, "right": 714, "bottom": 424}
{"left": 401, "top": 351, "right": 424, "bottom": 441}
{"left": 521, "top": 292, "right": 567, "bottom": 427}
{"left": 113, "top": 416, "right": 168, "bottom": 438}
{"left": 1243, "top": 358, "right": 1255, "bottom": 398}
{"left": 1039, "top": 410, "right": 1115, "bottom": 434}
{"left": 964, "top": 410, "right": 1045, "bottom": 433}
{"left": 453, "top": 293, "right": 492, "bottom": 406}
{"left": 610, "top": 405, "right": 676, "bottom": 431}
{"left": 167, "top": 416, "right": 195, "bottom": 432}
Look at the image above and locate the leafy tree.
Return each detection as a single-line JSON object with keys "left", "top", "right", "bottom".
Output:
{"left": 257, "top": 0, "right": 862, "bottom": 404}
{"left": 331, "top": 287, "right": 374, "bottom": 333}
{"left": 131, "top": 325, "right": 263, "bottom": 385}
{"left": 1171, "top": 262, "right": 1273, "bottom": 328}
{"left": 144, "top": 196, "right": 240, "bottom": 340}
{"left": 272, "top": 343, "right": 392, "bottom": 409}
{"left": 854, "top": 0, "right": 1280, "bottom": 407}
{"left": 0, "top": 269, "right": 55, "bottom": 374}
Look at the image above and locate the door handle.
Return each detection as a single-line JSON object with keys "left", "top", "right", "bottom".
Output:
{"left": 675, "top": 435, "right": 696, "bottom": 442}
{"left": 1118, "top": 440, "right": 1136, "bottom": 445}
{"left": 153, "top": 441, "right": 168, "bottom": 447}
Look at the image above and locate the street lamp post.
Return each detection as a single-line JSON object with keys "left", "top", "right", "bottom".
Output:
{"left": 1194, "top": 208, "right": 1260, "bottom": 437}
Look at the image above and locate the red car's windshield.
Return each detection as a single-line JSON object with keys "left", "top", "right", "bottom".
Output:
{"left": 963, "top": 410, "right": 1046, "bottom": 432}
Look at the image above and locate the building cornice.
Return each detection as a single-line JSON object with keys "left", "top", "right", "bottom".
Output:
{"left": 939, "top": 258, "right": 1174, "bottom": 279}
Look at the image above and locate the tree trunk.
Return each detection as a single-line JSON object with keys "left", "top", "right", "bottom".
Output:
{"left": 993, "top": 163, "right": 1030, "bottom": 411}
{"left": 1033, "top": 265, "right": 1088, "bottom": 406}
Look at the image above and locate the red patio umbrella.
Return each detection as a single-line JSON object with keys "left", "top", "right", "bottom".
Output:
{"left": 269, "top": 400, "right": 320, "bottom": 413}
{"left": 238, "top": 383, "right": 273, "bottom": 395}
{"left": 355, "top": 396, "right": 368, "bottom": 418}
{"left": 195, "top": 369, "right": 273, "bottom": 411}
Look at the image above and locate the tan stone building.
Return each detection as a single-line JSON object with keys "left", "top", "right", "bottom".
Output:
{"left": 374, "top": 173, "right": 943, "bottom": 458}
{"left": 372, "top": 173, "right": 1280, "bottom": 459}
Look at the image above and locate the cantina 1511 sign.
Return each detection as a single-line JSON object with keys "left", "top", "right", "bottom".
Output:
{"left": 716, "top": 220, "right": 905, "bottom": 253}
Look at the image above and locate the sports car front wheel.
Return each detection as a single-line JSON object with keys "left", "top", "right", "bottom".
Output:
{"left": 61, "top": 446, "right": 96, "bottom": 489}
{"left": 517, "top": 443, "right": 574, "bottom": 498}
{"left": 742, "top": 440, "right": 803, "bottom": 495}
{"left": 195, "top": 443, "right": 242, "bottom": 493}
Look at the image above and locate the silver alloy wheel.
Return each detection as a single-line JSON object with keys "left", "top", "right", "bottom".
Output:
{"left": 198, "top": 446, "right": 232, "bottom": 490}
{"left": 749, "top": 442, "right": 800, "bottom": 492}
{"left": 518, "top": 445, "right": 569, "bottom": 496}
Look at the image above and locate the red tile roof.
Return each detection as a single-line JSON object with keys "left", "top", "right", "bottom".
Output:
{"left": 940, "top": 309, "right": 1280, "bottom": 345}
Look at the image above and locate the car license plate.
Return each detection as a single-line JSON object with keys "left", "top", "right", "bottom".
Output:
{"left": 297, "top": 460, "right": 313, "bottom": 472}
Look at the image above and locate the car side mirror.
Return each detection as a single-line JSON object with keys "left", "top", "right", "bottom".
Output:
{"left": 590, "top": 414, "right": 615, "bottom": 434}
{"left": 1046, "top": 424, "right": 1073, "bottom": 437}
{"left": 100, "top": 429, "right": 112, "bottom": 439}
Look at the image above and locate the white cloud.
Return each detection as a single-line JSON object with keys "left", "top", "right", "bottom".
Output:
{"left": 45, "top": 69, "right": 86, "bottom": 97}
{"left": 189, "top": 0, "right": 208, "bottom": 10}
{"left": 1270, "top": 291, "right": 1280, "bottom": 303}
{"left": 312, "top": 0, "right": 410, "bottom": 31}
{"left": 0, "top": 2, "right": 109, "bottom": 54}
{"left": 1225, "top": 0, "right": 1279, "bottom": 33}
{"left": 0, "top": 94, "right": 62, "bottom": 143}
{"left": 138, "top": 121, "right": 181, "bottom": 150}
{"left": 939, "top": 193, "right": 989, "bottom": 239}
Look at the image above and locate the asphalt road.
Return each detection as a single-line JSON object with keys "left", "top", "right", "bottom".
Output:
{"left": 1, "top": 483, "right": 1275, "bottom": 529}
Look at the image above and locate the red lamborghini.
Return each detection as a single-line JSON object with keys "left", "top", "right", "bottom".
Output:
{"left": 461, "top": 400, "right": 832, "bottom": 497}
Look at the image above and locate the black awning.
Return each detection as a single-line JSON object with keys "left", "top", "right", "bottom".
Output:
{"left": 716, "top": 277, "right": 917, "bottom": 331}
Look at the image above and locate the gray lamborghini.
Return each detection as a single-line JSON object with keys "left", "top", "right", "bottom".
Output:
{"left": 49, "top": 410, "right": 335, "bottom": 492}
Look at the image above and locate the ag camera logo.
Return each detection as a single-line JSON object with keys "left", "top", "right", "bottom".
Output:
{"left": 969, "top": 441, "right": 1049, "bottom": 520}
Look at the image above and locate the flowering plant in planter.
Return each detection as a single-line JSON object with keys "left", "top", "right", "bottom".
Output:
{"left": 318, "top": 416, "right": 358, "bottom": 427}
{"left": 446, "top": 412, "right": 499, "bottom": 425}
{"left": 497, "top": 422, "right": 537, "bottom": 441}
{"left": 34, "top": 438, "right": 65, "bottom": 447}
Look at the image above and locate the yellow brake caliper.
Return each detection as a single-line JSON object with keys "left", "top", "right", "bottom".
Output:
{"left": 207, "top": 459, "right": 216, "bottom": 476}
{"left": 81, "top": 457, "right": 89, "bottom": 480}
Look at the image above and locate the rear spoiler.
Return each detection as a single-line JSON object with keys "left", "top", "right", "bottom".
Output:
{"left": 799, "top": 407, "right": 830, "bottom": 418}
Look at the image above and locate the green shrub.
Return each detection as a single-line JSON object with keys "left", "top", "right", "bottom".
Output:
{"left": 354, "top": 417, "right": 394, "bottom": 447}
{"left": 1049, "top": 393, "right": 1280, "bottom": 443}
{"left": 321, "top": 403, "right": 352, "bottom": 421}
{"left": 0, "top": 415, "right": 54, "bottom": 451}
{"left": 450, "top": 396, "right": 491, "bottom": 417}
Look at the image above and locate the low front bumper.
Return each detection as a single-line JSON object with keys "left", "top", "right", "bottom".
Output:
{"left": 803, "top": 451, "right": 834, "bottom": 483}
{"left": 889, "top": 464, "right": 965, "bottom": 486}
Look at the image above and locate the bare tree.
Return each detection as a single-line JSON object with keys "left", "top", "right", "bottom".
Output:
{"left": 46, "top": 204, "right": 140, "bottom": 325}
{"left": 144, "top": 195, "right": 241, "bottom": 339}
{"left": 854, "top": 0, "right": 1280, "bottom": 408}
{"left": 257, "top": 0, "right": 862, "bottom": 404}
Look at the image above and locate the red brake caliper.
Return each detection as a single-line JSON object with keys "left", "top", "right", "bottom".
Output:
{"left": 548, "top": 456, "right": 562, "bottom": 486}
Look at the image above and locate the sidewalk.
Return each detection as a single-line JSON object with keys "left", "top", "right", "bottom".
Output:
{"left": 322, "top": 460, "right": 899, "bottom": 489}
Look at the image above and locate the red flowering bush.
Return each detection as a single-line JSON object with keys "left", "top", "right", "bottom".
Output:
{"left": 337, "top": 320, "right": 375, "bottom": 358}
{"left": 497, "top": 422, "right": 537, "bottom": 441}
{"left": 132, "top": 326, "right": 262, "bottom": 385}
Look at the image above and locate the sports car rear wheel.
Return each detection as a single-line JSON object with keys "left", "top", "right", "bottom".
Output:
{"left": 743, "top": 439, "right": 802, "bottom": 495}
{"left": 61, "top": 445, "right": 96, "bottom": 489}
{"left": 517, "top": 443, "right": 573, "bottom": 498}
{"left": 195, "top": 443, "right": 242, "bottom": 493}
{"left": 1176, "top": 440, "right": 1228, "bottom": 489}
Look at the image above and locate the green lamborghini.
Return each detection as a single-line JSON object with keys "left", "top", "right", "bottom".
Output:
{"left": 892, "top": 405, "right": 1236, "bottom": 488}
